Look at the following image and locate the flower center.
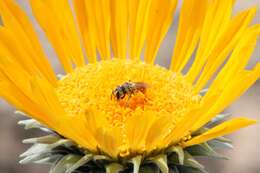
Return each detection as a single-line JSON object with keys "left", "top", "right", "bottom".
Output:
{"left": 56, "top": 59, "right": 200, "bottom": 127}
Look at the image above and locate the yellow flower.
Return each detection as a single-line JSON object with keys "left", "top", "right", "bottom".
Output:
{"left": 0, "top": 0, "right": 259, "bottom": 165}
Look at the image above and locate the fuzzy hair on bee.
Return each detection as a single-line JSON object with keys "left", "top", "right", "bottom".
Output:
{"left": 111, "top": 81, "right": 148, "bottom": 101}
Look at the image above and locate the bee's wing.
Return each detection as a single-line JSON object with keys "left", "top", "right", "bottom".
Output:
{"left": 134, "top": 82, "right": 149, "bottom": 90}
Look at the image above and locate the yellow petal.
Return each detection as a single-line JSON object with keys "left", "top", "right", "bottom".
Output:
{"left": 93, "top": 0, "right": 111, "bottom": 59}
{"left": 0, "top": 52, "right": 34, "bottom": 99}
{"left": 186, "top": 0, "right": 233, "bottom": 82}
{"left": 73, "top": 0, "right": 97, "bottom": 63}
{"left": 31, "top": 77, "right": 96, "bottom": 149}
{"left": 0, "top": 58, "right": 89, "bottom": 149}
{"left": 84, "top": 110, "right": 121, "bottom": 157}
{"left": 110, "top": 0, "right": 128, "bottom": 59}
{"left": 0, "top": 0, "right": 57, "bottom": 85}
{"left": 163, "top": 106, "right": 203, "bottom": 146}
{"left": 129, "top": 0, "right": 152, "bottom": 59}
{"left": 184, "top": 118, "right": 256, "bottom": 147}
{"left": 0, "top": 79, "right": 52, "bottom": 126}
{"left": 144, "top": 0, "right": 177, "bottom": 64}
{"left": 30, "top": 78, "right": 63, "bottom": 128}
{"left": 96, "top": 127, "right": 122, "bottom": 158}
{"left": 30, "top": 0, "right": 85, "bottom": 72}
{"left": 194, "top": 7, "right": 257, "bottom": 93}
{"left": 170, "top": 0, "right": 209, "bottom": 72}
{"left": 126, "top": 110, "right": 156, "bottom": 152}
{"left": 145, "top": 115, "right": 176, "bottom": 152}
{"left": 191, "top": 64, "right": 260, "bottom": 132}
{"left": 205, "top": 25, "right": 259, "bottom": 100}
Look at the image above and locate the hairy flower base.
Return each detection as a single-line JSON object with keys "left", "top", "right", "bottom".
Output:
{"left": 19, "top": 113, "right": 233, "bottom": 173}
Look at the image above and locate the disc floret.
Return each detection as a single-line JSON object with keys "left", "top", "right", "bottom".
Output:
{"left": 56, "top": 59, "right": 201, "bottom": 157}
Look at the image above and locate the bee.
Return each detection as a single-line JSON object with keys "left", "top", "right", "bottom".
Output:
{"left": 111, "top": 81, "right": 148, "bottom": 101}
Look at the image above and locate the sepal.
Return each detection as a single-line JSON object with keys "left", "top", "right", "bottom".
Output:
{"left": 106, "top": 163, "right": 124, "bottom": 173}
{"left": 186, "top": 143, "right": 227, "bottom": 159}
{"left": 167, "top": 146, "right": 184, "bottom": 165}
{"left": 149, "top": 154, "right": 169, "bottom": 173}
{"left": 65, "top": 154, "right": 92, "bottom": 173}
{"left": 50, "top": 154, "right": 81, "bottom": 173}
{"left": 183, "top": 152, "right": 205, "bottom": 172}
{"left": 18, "top": 119, "right": 51, "bottom": 132}
{"left": 130, "top": 155, "right": 142, "bottom": 173}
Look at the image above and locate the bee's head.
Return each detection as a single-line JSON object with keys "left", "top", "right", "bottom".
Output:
{"left": 112, "top": 86, "right": 126, "bottom": 100}
{"left": 111, "top": 87, "right": 120, "bottom": 100}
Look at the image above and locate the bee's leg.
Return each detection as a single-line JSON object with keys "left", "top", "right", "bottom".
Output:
{"left": 125, "top": 94, "right": 132, "bottom": 108}
{"left": 125, "top": 89, "right": 135, "bottom": 107}
{"left": 120, "top": 93, "right": 126, "bottom": 99}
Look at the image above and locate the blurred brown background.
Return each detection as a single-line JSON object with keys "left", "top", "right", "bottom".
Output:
{"left": 0, "top": 0, "right": 259, "bottom": 173}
